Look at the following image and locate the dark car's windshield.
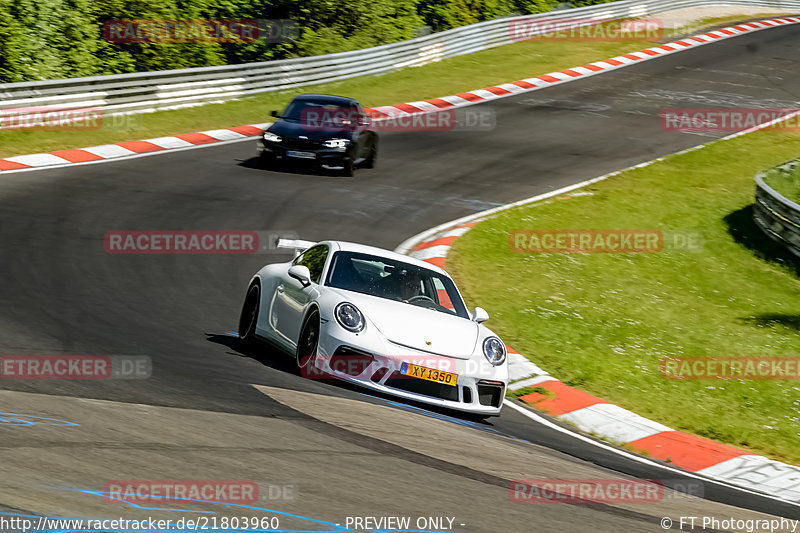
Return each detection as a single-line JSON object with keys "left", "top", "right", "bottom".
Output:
{"left": 324, "top": 251, "right": 469, "bottom": 319}
{"left": 281, "top": 99, "right": 352, "bottom": 125}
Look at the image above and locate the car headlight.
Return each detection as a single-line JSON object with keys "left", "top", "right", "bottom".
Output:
{"left": 263, "top": 132, "right": 282, "bottom": 142}
{"left": 482, "top": 337, "right": 506, "bottom": 366}
{"left": 323, "top": 138, "right": 349, "bottom": 149}
{"left": 335, "top": 302, "right": 365, "bottom": 333}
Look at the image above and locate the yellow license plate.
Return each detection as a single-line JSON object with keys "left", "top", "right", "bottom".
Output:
{"left": 401, "top": 362, "right": 458, "bottom": 386}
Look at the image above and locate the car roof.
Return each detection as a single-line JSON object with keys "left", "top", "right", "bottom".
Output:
{"left": 318, "top": 240, "right": 449, "bottom": 276}
{"left": 290, "top": 94, "right": 359, "bottom": 106}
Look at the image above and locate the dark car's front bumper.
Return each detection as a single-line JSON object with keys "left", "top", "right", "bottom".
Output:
{"left": 257, "top": 138, "right": 352, "bottom": 167}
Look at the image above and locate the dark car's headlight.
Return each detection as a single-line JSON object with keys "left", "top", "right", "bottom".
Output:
{"left": 483, "top": 337, "right": 506, "bottom": 366}
{"left": 335, "top": 302, "right": 365, "bottom": 333}
{"left": 323, "top": 138, "right": 349, "bottom": 149}
{"left": 263, "top": 132, "right": 281, "bottom": 142}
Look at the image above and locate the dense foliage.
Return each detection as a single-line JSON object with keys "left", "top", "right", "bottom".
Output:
{"left": 0, "top": 0, "right": 615, "bottom": 82}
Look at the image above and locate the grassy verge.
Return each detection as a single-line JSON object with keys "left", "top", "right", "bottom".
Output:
{"left": 447, "top": 128, "right": 800, "bottom": 466}
{"left": 764, "top": 163, "right": 800, "bottom": 203}
{"left": 0, "top": 15, "right": 779, "bottom": 158}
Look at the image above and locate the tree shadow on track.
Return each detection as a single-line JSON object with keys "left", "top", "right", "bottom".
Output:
{"left": 205, "top": 332, "right": 498, "bottom": 426}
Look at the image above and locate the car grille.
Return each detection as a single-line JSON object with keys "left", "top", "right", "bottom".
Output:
{"left": 476, "top": 380, "right": 504, "bottom": 408}
{"left": 331, "top": 346, "right": 374, "bottom": 377}
{"left": 280, "top": 137, "right": 322, "bottom": 150}
{"left": 384, "top": 371, "right": 459, "bottom": 402}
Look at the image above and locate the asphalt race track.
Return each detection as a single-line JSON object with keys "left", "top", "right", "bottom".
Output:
{"left": 1, "top": 21, "right": 800, "bottom": 532}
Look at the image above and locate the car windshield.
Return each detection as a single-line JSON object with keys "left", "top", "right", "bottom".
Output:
{"left": 324, "top": 251, "right": 469, "bottom": 319}
{"left": 281, "top": 99, "right": 351, "bottom": 124}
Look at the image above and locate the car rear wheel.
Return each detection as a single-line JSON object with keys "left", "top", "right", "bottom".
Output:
{"left": 296, "top": 309, "right": 320, "bottom": 370}
{"left": 238, "top": 284, "right": 260, "bottom": 345}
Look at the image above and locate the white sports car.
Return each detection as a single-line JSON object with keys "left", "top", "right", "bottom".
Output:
{"left": 238, "top": 239, "right": 508, "bottom": 416}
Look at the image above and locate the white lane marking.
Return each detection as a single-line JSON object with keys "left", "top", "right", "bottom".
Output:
{"left": 422, "top": 226, "right": 472, "bottom": 241}
{"left": 496, "top": 83, "right": 530, "bottom": 93}
{"left": 589, "top": 61, "right": 621, "bottom": 69}
{"left": 622, "top": 51, "right": 653, "bottom": 60}
{"left": 607, "top": 55, "right": 638, "bottom": 65}
{"left": 408, "top": 245, "right": 450, "bottom": 261}
{"left": 558, "top": 403, "right": 674, "bottom": 443}
{"left": 198, "top": 129, "right": 248, "bottom": 141}
{"left": 468, "top": 89, "right": 504, "bottom": 100}
{"left": 436, "top": 95, "right": 473, "bottom": 106}
{"left": 404, "top": 101, "right": 443, "bottom": 112}
{"left": 567, "top": 66, "right": 602, "bottom": 76}
{"left": 697, "top": 455, "right": 800, "bottom": 501}
{"left": 82, "top": 144, "right": 139, "bottom": 158}
{"left": 4, "top": 153, "right": 71, "bottom": 167}
{"left": 508, "top": 375, "right": 558, "bottom": 388}
{"left": 145, "top": 137, "right": 195, "bottom": 149}
{"left": 507, "top": 352, "right": 543, "bottom": 379}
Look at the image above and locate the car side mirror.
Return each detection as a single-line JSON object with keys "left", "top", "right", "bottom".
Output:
{"left": 270, "top": 110, "right": 279, "bottom": 118}
{"left": 472, "top": 307, "right": 489, "bottom": 323}
{"left": 288, "top": 265, "right": 311, "bottom": 287}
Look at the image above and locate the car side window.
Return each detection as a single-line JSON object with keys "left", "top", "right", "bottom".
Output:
{"left": 294, "top": 245, "right": 328, "bottom": 283}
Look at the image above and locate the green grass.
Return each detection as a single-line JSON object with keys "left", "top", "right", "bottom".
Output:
{"left": 0, "top": 14, "right": 774, "bottom": 158}
{"left": 447, "top": 128, "right": 800, "bottom": 466}
{"left": 764, "top": 164, "right": 800, "bottom": 203}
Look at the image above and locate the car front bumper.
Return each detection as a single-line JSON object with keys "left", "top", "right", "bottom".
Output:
{"left": 312, "top": 329, "right": 508, "bottom": 416}
{"left": 257, "top": 139, "right": 352, "bottom": 166}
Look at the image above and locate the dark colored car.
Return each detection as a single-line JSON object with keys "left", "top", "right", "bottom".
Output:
{"left": 257, "top": 94, "right": 378, "bottom": 176}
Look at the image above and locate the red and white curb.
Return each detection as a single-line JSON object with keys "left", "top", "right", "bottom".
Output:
{"left": 396, "top": 123, "right": 800, "bottom": 505}
{"left": 0, "top": 124, "right": 271, "bottom": 172}
{"left": 2, "top": 17, "right": 800, "bottom": 174}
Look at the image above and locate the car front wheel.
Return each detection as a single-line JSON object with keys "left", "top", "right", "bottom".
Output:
{"left": 364, "top": 142, "right": 377, "bottom": 169}
{"left": 341, "top": 157, "right": 355, "bottom": 177}
{"left": 238, "top": 284, "right": 260, "bottom": 345}
{"left": 296, "top": 309, "right": 320, "bottom": 369}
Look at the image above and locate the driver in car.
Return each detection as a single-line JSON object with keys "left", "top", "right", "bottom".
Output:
{"left": 396, "top": 269, "right": 423, "bottom": 303}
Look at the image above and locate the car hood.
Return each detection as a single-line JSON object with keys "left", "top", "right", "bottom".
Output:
{"left": 267, "top": 119, "right": 351, "bottom": 141}
{"left": 331, "top": 290, "right": 479, "bottom": 359}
